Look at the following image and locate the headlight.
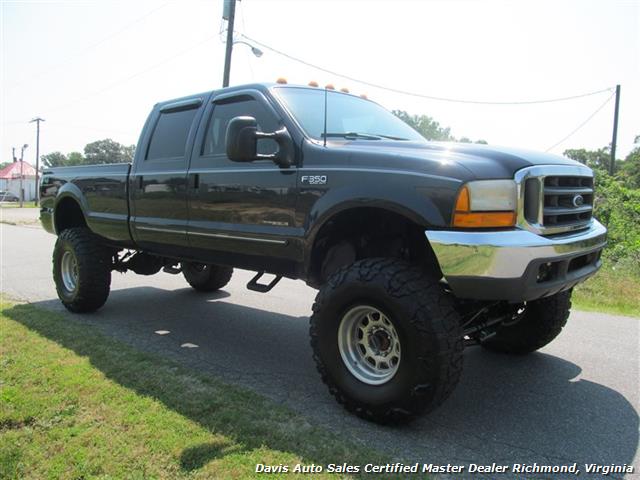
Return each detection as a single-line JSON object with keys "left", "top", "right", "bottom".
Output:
{"left": 453, "top": 180, "right": 517, "bottom": 228}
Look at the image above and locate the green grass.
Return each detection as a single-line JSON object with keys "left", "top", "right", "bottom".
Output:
{"left": 573, "top": 263, "right": 640, "bottom": 317}
{"left": 0, "top": 202, "right": 38, "bottom": 208}
{"left": 0, "top": 301, "right": 409, "bottom": 480}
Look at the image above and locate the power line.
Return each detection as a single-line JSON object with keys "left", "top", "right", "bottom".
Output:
{"left": 8, "top": 2, "right": 171, "bottom": 90}
{"left": 41, "top": 35, "right": 217, "bottom": 115}
{"left": 3, "top": 33, "right": 216, "bottom": 125}
{"left": 239, "top": 33, "right": 614, "bottom": 106}
{"left": 545, "top": 91, "right": 615, "bottom": 152}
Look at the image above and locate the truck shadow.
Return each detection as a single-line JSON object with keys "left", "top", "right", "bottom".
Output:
{"left": 7, "top": 286, "right": 639, "bottom": 475}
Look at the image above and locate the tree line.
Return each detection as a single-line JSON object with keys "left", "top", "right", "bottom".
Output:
{"left": 40, "top": 139, "right": 135, "bottom": 168}
{"left": 392, "top": 110, "right": 487, "bottom": 144}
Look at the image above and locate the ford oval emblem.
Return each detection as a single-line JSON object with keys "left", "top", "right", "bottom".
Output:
{"left": 572, "top": 194, "right": 585, "bottom": 207}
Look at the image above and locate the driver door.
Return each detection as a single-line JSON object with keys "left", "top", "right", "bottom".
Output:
{"left": 186, "top": 90, "right": 299, "bottom": 274}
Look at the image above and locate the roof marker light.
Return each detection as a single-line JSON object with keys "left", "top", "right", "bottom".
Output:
{"left": 340, "top": 87, "right": 349, "bottom": 93}
{"left": 325, "top": 84, "right": 335, "bottom": 90}
{"left": 308, "top": 81, "right": 319, "bottom": 87}
{"left": 276, "top": 77, "right": 288, "bottom": 84}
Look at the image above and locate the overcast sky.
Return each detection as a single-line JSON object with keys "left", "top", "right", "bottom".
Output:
{"left": 1, "top": 0, "right": 638, "bottom": 166}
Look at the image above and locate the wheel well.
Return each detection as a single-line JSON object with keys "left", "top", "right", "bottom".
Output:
{"left": 55, "top": 198, "right": 87, "bottom": 233}
{"left": 308, "top": 207, "right": 442, "bottom": 286}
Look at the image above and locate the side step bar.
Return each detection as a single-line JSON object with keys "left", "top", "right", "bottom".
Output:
{"left": 247, "top": 271, "right": 282, "bottom": 293}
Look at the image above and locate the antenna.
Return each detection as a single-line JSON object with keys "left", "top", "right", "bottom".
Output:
{"left": 323, "top": 87, "right": 328, "bottom": 147}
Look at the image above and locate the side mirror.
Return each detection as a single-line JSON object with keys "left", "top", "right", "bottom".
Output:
{"left": 226, "top": 116, "right": 258, "bottom": 162}
{"left": 226, "top": 116, "right": 294, "bottom": 167}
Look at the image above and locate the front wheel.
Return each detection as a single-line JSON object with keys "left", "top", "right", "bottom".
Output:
{"left": 481, "top": 290, "right": 572, "bottom": 354}
{"left": 53, "top": 227, "right": 112, "bottom": 313}
{"left": 181, "top": 262, "right": 233, "bottom": 292}
{"left": 310, "top": 258, "right": 463, "bottom": 424}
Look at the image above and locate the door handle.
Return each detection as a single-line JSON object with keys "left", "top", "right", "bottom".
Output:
{"left": 193, "top": 173, "right": 199, "bottom": 189}
{"left": 138, "top": 176, "right": 144, "bottom": 189}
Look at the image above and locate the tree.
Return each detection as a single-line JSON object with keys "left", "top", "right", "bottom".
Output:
{"left": 41, "top": 152, "right": 68, "bottom": 168}
{"left": 563, "top": 147, "right": 610, "bottom": 172}
{"left": 618, "top": 134, "right": 640, "bottom": 189}
{"left": 392, "top": 110, "right": 487, "bottom": 144}
{"left": 122, "top": 144, "right": 136, "bottom": 163}
{"left": 84, "top": 138, "right": 131, "bottom": 164}
{"left": 66, "top": 152, "right": 85, "bottom": 166}
{"left": 392, "top": 110, "right": 454, "bottom": 141}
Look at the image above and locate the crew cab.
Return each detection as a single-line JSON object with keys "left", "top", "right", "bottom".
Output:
{"left": 40, "top": 82, "right": 607, "bottom": 423}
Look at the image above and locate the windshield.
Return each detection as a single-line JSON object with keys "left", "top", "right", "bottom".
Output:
{"left": 274, "top": 87, "right": 425, "bottom": 142}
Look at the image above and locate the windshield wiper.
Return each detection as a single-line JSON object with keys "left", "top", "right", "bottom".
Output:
{"left": 371, "top": 134, "right": 410, "bottom": 141}
{"left": 322, "top": 132, "right": 382, "bottom": 140}
{"left": 322, "top": 132, "right": 409, "bottom": 141}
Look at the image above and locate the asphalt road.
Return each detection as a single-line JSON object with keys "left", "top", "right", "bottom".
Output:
{"left": 1, "top": 221, "right": 638, "bottom": 479}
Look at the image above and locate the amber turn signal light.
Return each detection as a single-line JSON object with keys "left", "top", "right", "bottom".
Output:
{"left": 453, "top": 211, "right": 516, "bottom": 228}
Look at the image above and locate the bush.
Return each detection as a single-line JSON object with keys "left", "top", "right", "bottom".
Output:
{"left": 592, "top": 169, "right": 640, "bottom": 271}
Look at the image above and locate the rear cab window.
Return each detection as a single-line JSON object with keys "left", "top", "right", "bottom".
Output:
{"left": 144, "top": 98, "right": 204, "bottom": 163}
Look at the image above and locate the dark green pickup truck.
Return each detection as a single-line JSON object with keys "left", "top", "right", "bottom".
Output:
{"left": 40, "top": 82, "right": 607, "bottom": 423}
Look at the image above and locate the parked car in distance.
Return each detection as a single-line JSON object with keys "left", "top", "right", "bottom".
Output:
{"left": 0, "top": 191, "right": 20, "bottom": 202}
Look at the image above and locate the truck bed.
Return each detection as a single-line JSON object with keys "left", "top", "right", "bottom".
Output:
{"left": 40, "top": 163, "right": 132, "bottom": 245}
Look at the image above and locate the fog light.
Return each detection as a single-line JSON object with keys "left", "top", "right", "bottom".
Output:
{"left": 537, "top": 262, "right": 555, "bottom": 283}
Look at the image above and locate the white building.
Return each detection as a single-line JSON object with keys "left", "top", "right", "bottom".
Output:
{"left": 0, "top": 161, "right": 37, "bottom": 201}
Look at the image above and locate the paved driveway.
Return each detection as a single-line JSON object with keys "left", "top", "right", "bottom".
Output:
{"left": 1, "top": 222, "right": 638, "bottom": 478}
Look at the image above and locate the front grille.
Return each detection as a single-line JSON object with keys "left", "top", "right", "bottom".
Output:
{"left": 542, "top": 176, "right": 593, "bottom": 229}
{"left": 516, "top": 165, "right": 595, "bottom": 235}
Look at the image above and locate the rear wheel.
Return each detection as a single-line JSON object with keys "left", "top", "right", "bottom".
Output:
{"left": 481, "top": 290, "right": 572, "bottom": 354}
{"left": 53, "top": 227, "right": 112, "bottom": 313}
{"left": 310, "top": 258, "right": 463, "bottom": 424}
{"left": 182, "top": 262, "right": 233, "bottom": 292}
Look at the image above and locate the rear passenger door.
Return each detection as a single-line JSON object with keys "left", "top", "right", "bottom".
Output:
{"left": 186, "top": 90, "right": 299, "bottom": 274}
{"left": 130, "top": 97, "right": 206, "bottom": 255}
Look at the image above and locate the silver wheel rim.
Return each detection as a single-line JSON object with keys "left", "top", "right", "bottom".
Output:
{"left": 338, "top": 305, "right": 401, "bottom": 385}
{"left": 61, "top": 251, "right": 79, "bottom": 292}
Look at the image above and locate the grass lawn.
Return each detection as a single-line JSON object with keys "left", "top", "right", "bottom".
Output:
{"left": 572, "top": 264, "right": 640, "bottom": 317}
{"left": 0, "top": 301, "right": 409, "bottom": 479}
{"left": 0, "top": 202, "right": 38, "bottom": 208}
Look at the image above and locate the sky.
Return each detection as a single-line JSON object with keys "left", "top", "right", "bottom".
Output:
{"left": 1, "top": 0, "right": 638, "bottom": 167}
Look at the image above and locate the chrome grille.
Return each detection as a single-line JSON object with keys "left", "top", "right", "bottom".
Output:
{"left": 542, "top": 176, "right": 593, "bottom": 229}
{"left": 516, "top": 165, "right": 595, "bottom": 235}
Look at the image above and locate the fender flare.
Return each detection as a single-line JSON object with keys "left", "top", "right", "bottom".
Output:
{"left": 302, "top": 191, "right": 446, "bottom": 274}
{"left": 52, "top": 183, "right": 90, "bottom": 234}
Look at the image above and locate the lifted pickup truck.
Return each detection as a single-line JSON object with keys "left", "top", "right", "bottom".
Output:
{"left": 40, "top": 82, "right": 607, "bottom": 423}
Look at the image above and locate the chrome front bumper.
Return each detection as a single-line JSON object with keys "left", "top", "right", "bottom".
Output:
{"left": 425, "top": 219, "right": 607, "bottom": 301}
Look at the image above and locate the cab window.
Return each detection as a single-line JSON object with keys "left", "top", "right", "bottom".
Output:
{"left": 146, "top": 108, "right": 198, "bottom": 160}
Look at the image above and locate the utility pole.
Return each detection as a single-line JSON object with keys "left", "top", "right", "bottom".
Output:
{"left": 610, "top": 84, "right": 621, "bottom": 175}
{"left": 19, "top": 144, "right": 28, "bottom": 208}
{"left": 222, "top": 0, "right": 237, "bottom": 87}
{"left": 30, "top": 117, "right": 45, "bottom": 206}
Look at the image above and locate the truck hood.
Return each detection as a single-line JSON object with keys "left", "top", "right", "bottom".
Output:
{"left": 335, "top": 140, "right": 583, "bottom": 180}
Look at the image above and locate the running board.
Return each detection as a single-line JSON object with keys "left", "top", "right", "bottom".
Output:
{"left": 246, "top": 271, "right": 282, "bottom": 293}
